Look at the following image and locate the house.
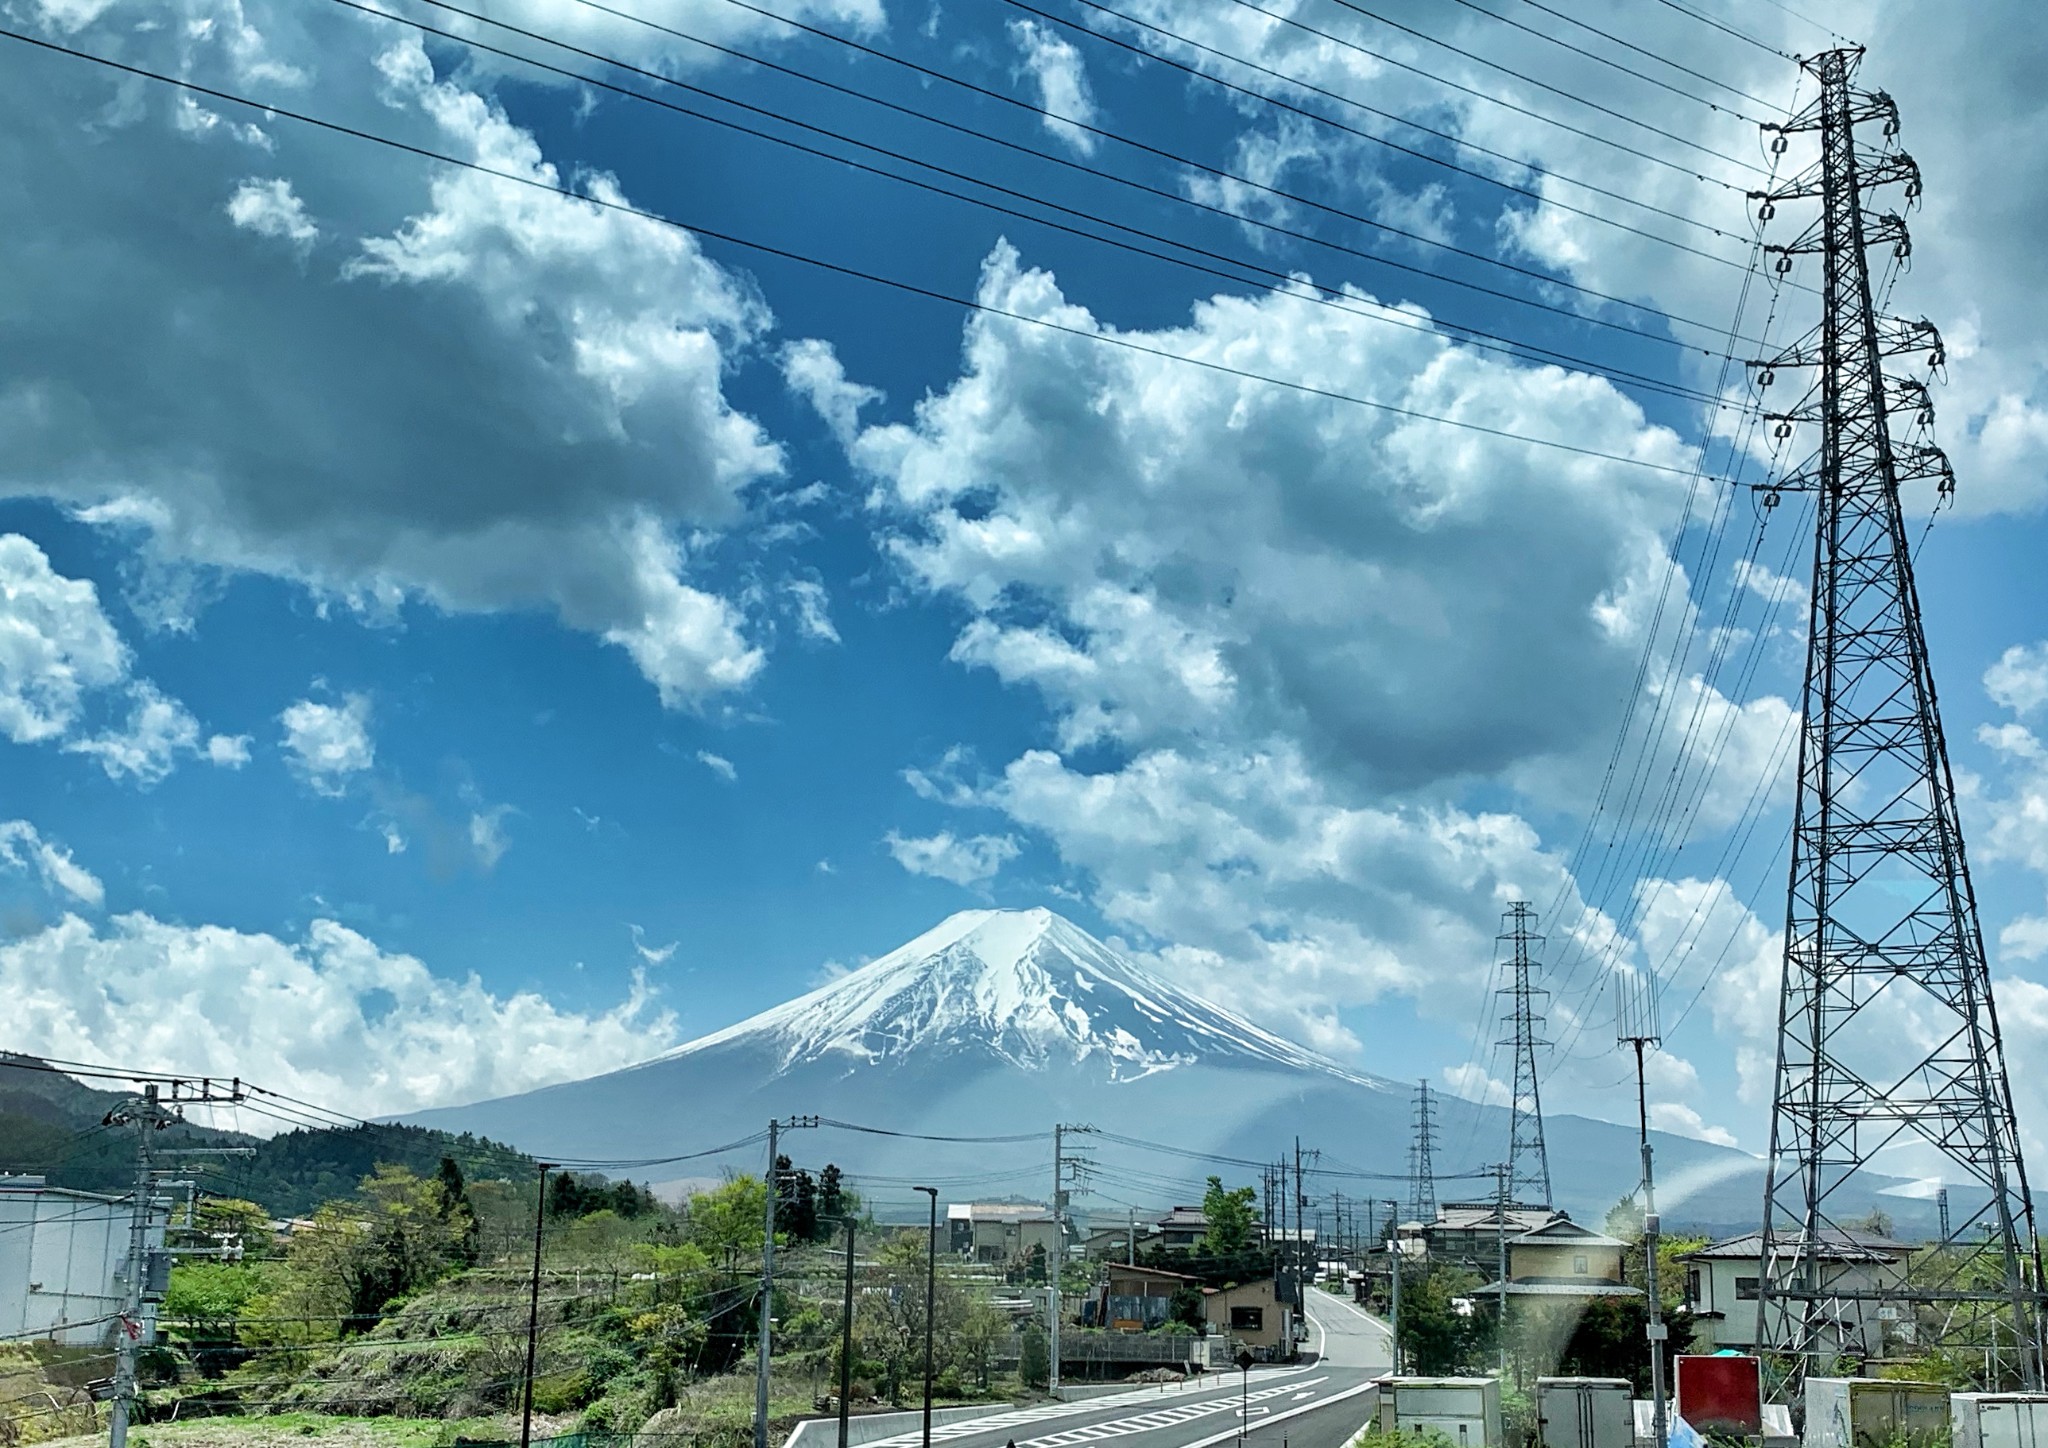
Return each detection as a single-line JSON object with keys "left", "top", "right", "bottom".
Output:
{"left": 947, "top": 1202, "right": 1064, "bottom": 1266}
{"left": 1156, "top": 1206, "right": 1208, "bottom": 1250}
{"left": 1204, "top": 1277, "right": 1294, "bottom": 1357}
{"left": 1426, "top": 1201, "right": 1570, "bottom": 1270}
{"left": 1473, "top": 1219, "right": 1639, "bottom": 1302}
{"left": 0, "top": 1176, "right": 169, "bottom": 1346}
{"left": 1083, "top": 1223, "right": 1161, "bottom": 1261}
{"left": 1679, "top": 1229, "right": 1913, "bottom": 1357}
{"left": 1470, "top": 1219, "right": 1639, "bottom": 1375}
{"left": 1090, "top": 1263, "right": 1192, "bottom": 1330}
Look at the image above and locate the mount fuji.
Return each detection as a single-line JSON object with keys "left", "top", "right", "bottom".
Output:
{"left": 404, "top": 908, "right": 1783, "bottom": 1228}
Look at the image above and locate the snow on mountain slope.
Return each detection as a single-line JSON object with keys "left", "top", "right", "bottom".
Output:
{"left": 659, "top": 907, "right": 1374, "bottom": 1085}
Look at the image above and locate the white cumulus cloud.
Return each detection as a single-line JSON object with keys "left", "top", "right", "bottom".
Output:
{"left": 0, "top": 820, "right": 105, "bottom": 908}
{"left": 1007, "top": 19, "right": 1099, "bottom": 156}
{"left": 279, "top": 693, "right": 375, "bottom": 795}
{"left": 0, "top": 910, "right": 680, "bottom": 1121}
{"left": 884, "top": 829, "right": 1021, "bottom": 887}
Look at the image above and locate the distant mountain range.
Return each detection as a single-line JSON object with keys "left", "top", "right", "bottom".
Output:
{"left": 403, "top": 908, "right": 1926, "bottom": 1235}
{"left": 0, "top": 1053, "right": 531, "bottom": 1216}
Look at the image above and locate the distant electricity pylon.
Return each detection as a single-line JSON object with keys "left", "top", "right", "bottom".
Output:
{"left": 1497, "top": 902, "right": 1552, "bottom": 1207}
{"left": 1408, "top": 1079, "right": 1438, "bottom": 1225}
{"left": 1750, "top": 46, "right": 2043, "bottom": 1393}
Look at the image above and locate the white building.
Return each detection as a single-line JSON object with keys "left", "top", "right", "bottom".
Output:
{"left": 0, "top": 1176, "right": 168, "bottom": 1346}
{"left": 1680, "top": 1229, "right": 1912, "bottom": 1357}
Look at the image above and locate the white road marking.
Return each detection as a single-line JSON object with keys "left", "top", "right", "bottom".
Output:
{"left": 857, "top": 1378, "right": 1330, "bottom": 1448}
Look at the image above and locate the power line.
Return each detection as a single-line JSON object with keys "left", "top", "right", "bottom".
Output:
{"left": 563, "top": 0, "right": 1775, "bottom": 340}
{"left": 1502, "top": 0, "right": 1788, "bottom": 105}
{"left": 1650, "top": 0, "right": 1804, "bottom": 57}
{"left": 0, "top": 22, "right": 1747, "bottom": 480}
{"left": 1302, "top": 0, "right": 1771, "bottom": 168}
{"left": 1448, "top": 0, "right": 1780, "bottom": 113}
{"left": 1016, "top": 0, "right": 1769, "bottom": 263}
{"left": 336, "top": 0, "right": 1740, "bottom": 404}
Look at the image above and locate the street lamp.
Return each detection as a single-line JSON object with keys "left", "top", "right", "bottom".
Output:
{"left": 914, "top": 1188, "right": 939, "bottom": 1448}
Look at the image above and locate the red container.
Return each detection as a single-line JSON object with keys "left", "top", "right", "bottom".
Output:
{"left": 1676, "top": 1355, "right": 1762, "bottom": 1434}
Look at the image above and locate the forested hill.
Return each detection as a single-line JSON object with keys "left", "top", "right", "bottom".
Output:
{"left": 0, "top": 1054, "right": 532, "bottom": 1216}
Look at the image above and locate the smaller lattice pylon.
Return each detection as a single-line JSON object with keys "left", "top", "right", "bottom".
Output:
{"left": 1409, "top": 1079, "right": 1438, "bottom": 1225}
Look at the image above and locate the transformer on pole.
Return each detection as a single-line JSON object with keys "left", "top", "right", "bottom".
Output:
{"left": 1749, "top": 45, "right": 2044, "bottom": 1394}
{"left": 1498, "top": 903, "right": 1552, "bottom": 1208}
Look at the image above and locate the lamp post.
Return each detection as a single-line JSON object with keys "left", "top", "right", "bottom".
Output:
{"left": 835, "top": 1215, "right": 856, "bottom": 1448}
{"left": 915, "top": 1188, "right": 939, "bottom": 1448}
{"left": 520, "top": 1163, "right": 556, "bottom": 1448}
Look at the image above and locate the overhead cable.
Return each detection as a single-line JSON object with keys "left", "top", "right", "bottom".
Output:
{"left": 1503, "top": 0, "right": 1789, "bottom": 106}
{"left": 1650, "top": 0, "right": 1805, "bottom": 56}
{"left": 9, "top": 25, "right": 1760, "bottom": 480}
{"left": 352, "top": 0, "right": 1739, "bottom": 402}
{"left": 1304, "top": 0, "right": 1769, "bottom": 170}
{"left": 569, "top": 0, "right": 1773, "bottom": 333}
{"left": 1449, "top": 0, "right": 1781, "bottom": 113}
{"left": 1014, "top": 0, "right": 1768, "bottom": 262}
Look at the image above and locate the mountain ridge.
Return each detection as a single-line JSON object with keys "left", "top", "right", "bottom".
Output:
{"left": 399, "top": 907, "right": 1916, "bottom": 1234}
{"left": 659, "top": 906, "right": 1382, "bottom": 1087}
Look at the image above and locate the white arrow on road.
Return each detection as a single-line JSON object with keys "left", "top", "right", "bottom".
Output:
{"left": 1290, "top": 1392, "right": 1316, "bottom": 1402}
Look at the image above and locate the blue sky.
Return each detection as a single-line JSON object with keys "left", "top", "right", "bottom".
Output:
{"left": 3, "top": 0, "right": 2048, "bottom": 1169}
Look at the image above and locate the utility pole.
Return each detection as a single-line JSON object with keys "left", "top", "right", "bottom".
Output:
{"left": 521, "top": 1162, "right": 554, "bottom": 1448}
{"left": 756, "top": 1116, "right": 818, "bottom": 1448}
{"left": 1292, "top": 1137, "right": 1304, "bottom": 1342}
{"left": 1618, "top": 972, "right": 1667, "bottom": 1448}
{"left": 1127, "top": 1207, "right": 1136, "bottom": 1267}
{"left": 1047, "top": 1123, "right": 1093, "bottom": 1394}
{"left": 1386, "top": 1199, "right": 1402, "bottom": 1375}
{"left": 1497, "top": 905, "right": 1552, "bottom": 1208}
{"left": 1409, "top": 1081, "right": 1438, "bottom": 1226}
{"left": 1050, "top": 1123, "right": 1062, "bottom": 1395}
{"left": 915, "top": 1186, "right": 938, "bottom": 1448}
{"left": 104, "top": 1077, "right": 243, "bottom": 1448}
{"left": 1749, "top": 45, "right": 2043, "bottom": 1395}
{"left": 837, "top": 1215, "right": 855, "bottom": 1448}
{"left": 1494, "top": 1163, "right": 1510, "bottom": 1378}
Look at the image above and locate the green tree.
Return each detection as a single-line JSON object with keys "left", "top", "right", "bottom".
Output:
{"left": 1603, "top": 1195, "right": 1646, "bottom": 1243}
{"left": 689, "top": 1175, "right": 768, "bottom": 1259}
{"left": 855, "top": 1228, "right": 967, "bottom": 1403}
{"left": 1200, "top": 1177, "right": 1259, "bottom": 1257}
{"left": 1551, "top": 1296, "right": 1695, "bottom": 1393}
{"left": 957, "top": 1298, "right": 1008, "bottom": 1389}
{"left": 1019, "top": 1323, "right": 1049, "bottom": 1390}
{"left": 1400, "top": 1265, "right": 1494, "bottom": 1375}
{"left": 435, "top": 1156, "right": 481, "bottom": 1264}
{"left": 249, "top": 1164, "right": 470, "bottom": 1339}
{"left": 819, "top": 1164, "right": 847, "bottom": 1224}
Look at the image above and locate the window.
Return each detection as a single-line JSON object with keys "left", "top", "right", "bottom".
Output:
{"left": 1736, "top": 1276, "right": 1760, "bottom": 1300}
{"left": 1231, "top": 1306, "right": 1264, "bottom": 1331}
{"left": 1687, "top": 1269, "right": 1702, "bottom": 1304}
{"left": 1572, "top": 1255, "right": 1589, "bottom": 1275}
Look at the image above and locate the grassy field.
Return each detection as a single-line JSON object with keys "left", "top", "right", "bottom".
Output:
{"left": 36, "top": 1409, "right": 582, "bottom": 1448}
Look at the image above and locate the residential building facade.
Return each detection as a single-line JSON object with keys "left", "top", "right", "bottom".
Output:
{"left": 0, "top": 1176, "right": 168, "bottom": 1346}
{"left": 1679, "top": 1230, "right": 1912, "bottom": 1357}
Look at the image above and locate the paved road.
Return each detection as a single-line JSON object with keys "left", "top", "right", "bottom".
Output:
{"left": 838, "top": 1288, "right": 1391, "bottom": 1448}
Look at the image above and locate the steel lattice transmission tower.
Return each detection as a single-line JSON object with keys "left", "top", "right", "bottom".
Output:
{"left": 1408, "top": 1079, "right": 1438, "bottom": 1226}
{"left": 1497, "top": 902, "right": 1552, "bottom": 1208}
{"left": 1751, "top": 46, "right": 2044, "bottom": 1393}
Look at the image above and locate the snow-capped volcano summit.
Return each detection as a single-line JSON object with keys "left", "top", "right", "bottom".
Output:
{"left": 402, "top": 906, "right": 1774, "bottom": 1227}
{"left": 665, "top": 907, "right": 1358, "bottom": 1082}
